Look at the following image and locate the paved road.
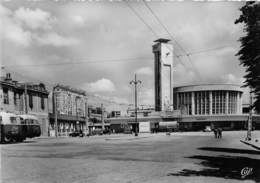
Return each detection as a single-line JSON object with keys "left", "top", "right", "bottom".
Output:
{"left": 1, "top": 131, "right": 260, "bottom": 183}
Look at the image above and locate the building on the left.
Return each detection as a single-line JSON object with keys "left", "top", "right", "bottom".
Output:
{"left": 0, "top": 73, "right": 49, "bottom": 136}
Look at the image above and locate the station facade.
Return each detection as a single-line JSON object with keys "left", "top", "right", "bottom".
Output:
{"left": 173, "top": 84, "right": 260, "bottom": 130}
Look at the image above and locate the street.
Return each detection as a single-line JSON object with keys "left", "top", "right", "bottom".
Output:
{"left": 1, "top": 131, "right": 260, "bottom": 183}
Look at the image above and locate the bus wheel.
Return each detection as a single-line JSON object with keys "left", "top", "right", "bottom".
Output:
{"left": 4, "top": 135, "right": 12, "bottom": 143}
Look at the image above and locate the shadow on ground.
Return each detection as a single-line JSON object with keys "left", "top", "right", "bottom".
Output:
{"left": 168, "top": 148, "right": 260, "bottom": 183}
{"left": 198, "top": 147, "right": 260, "bottom": 155}
{"left": 0, "top": 140, "right": 36, "bottom": 145}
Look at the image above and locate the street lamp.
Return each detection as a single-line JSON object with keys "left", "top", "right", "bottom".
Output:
{"left": 130, "top": 74, "right": 142, "bottom": 136}
{"left": 52, "top": 87, "right": 59, "bottom": 138}
{"left": 75, "top": 96, "right": 80, "bottom": 132}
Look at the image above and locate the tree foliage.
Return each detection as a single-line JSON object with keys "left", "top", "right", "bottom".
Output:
{"left": 235, "top": 1, "right": 260, "bottom": 112}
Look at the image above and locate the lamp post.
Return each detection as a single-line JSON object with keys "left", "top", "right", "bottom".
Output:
{"left": 85, "top": 98, "right": 89, "bottom": 135}
{"left": 247, "top": 90, "right": 253, "bottom": 141}
{"left": 53, "top": 87, "right": 58, "bottom": 138}
{"left": 130, "top": 74, "right": 142, "bottom": 136}
{"left": 75, "top": 96, "right": 80, "bottom": 132}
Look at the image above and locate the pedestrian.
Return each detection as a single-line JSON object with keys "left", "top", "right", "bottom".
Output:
{"left": 213, "top": 128, "right": 217, "bottom": 138}
{"left": 218, "top": 128, "right": 222, "bottom": 138}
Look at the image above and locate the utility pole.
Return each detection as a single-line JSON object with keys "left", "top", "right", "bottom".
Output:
{"left": 53, "top": 90, "right": 58, "bottom": 138}
{"left": 85, "top": 99, "right": 89, "bottom": 135}
{"left": 130, "top": 74, "right": 142, "bottom": 136}
{"left": 24, "top": 84, "right": 28, "bottom": 114}
{"left": 101, "top": 104, "right": 104, "bottom": 131}
{"left": 246, "top": 90, "right": 253, "bottom": 141}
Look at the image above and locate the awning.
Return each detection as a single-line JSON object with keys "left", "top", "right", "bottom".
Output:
{"left": 159, "top": 121, "right": 178, "bottom": 127}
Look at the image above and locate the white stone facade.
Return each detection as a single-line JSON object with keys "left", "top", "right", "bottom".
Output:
{"left": 174, "top": 84, "right": 243, "bottom": 116}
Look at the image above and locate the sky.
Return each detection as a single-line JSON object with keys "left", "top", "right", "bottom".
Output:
{"left": 0, "top": 0, "right": 250, "bottom": 106}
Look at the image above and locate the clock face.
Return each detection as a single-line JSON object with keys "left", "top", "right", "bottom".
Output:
{"left": 161, "top": 43, "right": 173, "bottom": 66}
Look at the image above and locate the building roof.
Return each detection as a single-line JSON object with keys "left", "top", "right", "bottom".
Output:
{"left": 174, "top": 84, "right": 243, "bottom": 93}
{"left": 1, "top": 74, "right": 49, "bottom": 95}
{"left": 54, "top": 84, "right": 86, "bottom": 96}
{"left": 154, "top": 38, "right": 171, "bottom": 43}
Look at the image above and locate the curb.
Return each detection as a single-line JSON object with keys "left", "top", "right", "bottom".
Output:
{"left": 240, "top": 140, "right": 260, "bottom": 151}
{"left": 105, "top": 136, "right": 153, "bottom": 141}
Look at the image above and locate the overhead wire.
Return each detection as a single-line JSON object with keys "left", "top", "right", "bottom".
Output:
{"left": 176, "top": 45, "right": 238, "bottom": 57}
{"left": 2, "top": 67, "right": 130, "bottom": 106}
{"left": 124, "top": 0, "right": 188, "bottom": 69}
{"left": 3, "top": 45, "right": 236, "bottom": 68}
{"left": 142, "top": 0, "right": 203, "bottom": 81}
{"left": 3, "top": 57, "right": 153, "bottom": 68}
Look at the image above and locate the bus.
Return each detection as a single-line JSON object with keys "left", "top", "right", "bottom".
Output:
{"left": 0, "top": 112, "right": 41, "bottom": 143}
{"left": 0, "top": 112, "right": 24, "bottom": 143}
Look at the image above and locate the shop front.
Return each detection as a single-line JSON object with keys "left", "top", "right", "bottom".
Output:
{"left": 48, "top": 113, "right": 86, "bottom": 136}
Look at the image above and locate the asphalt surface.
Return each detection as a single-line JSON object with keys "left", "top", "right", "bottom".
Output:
{"left": 1, "top": 131, "right": 260, "bottom": 183}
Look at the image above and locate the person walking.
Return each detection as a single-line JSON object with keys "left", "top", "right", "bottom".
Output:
{"left": 213, "top": 128, "right": 217, "bottom": 138}
{"left": 218, "top": 128, "right": 222, "bottom": 138}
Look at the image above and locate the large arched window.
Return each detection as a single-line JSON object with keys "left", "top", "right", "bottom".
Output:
{"left": 29, "top": 94, "right": 33, "bottom": 109}
{"left": 41, "top": 96, "right": 45, "bottom": 110}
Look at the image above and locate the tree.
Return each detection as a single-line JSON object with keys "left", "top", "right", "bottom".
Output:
{"left": 235, "top": 1, "right": 260, "bottom": 112}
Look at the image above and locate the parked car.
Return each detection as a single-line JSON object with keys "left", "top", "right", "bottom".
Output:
{"left": 69, "top": 131, "right": 84, "bottom": 137}
{"left": 103, "top": 129, "right": 111, "bottom": 135}
{"left": 91, "top": 129, "right": 103, "bottom": 136}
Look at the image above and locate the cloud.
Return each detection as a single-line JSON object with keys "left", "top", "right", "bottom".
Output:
{"left": 221, "top": 73, "right": 244, "bottom": 85}
{"left": 34, "top": 33, "right": 79, "bottom": 47}
{"left": 98, "top": 95, "right": 129, "bottom": 104}
{"left": 135, "top": 67, "right": 153, "bottom": 76}
{"left": 14, "top": 7, "right": 54, "bottom": 30}
{"left": 1, "top": 5, "right": 78, "bottom": 47}
{"left": 173, "top": 63, "right": 198, "bottom": 86}
{"left": 71, "top": 15, "right": 85, "bottom": 26}
{"left": 81, "top": 78, "right": 116, "bottom": 92}
{"left": 1, "top": 4, "right": 32, "bottom": 47}
{"left": 139, "top": 88, "right": 154, "bottom": 105}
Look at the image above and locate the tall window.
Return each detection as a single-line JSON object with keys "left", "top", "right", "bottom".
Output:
{"left": 14, "top": 92, "right": 17, "bottom": 105}
{"left": 194, "top": 91, "right": 209, "bottom": 115}
{"left": 41, "top": 96, "right": 45, "bottom": 110}
{"left": 228, "top": 91, "right": 237, "bottom": 114}
{"left": 29, "top": 94, "right": 33, "bottom": 109}
{"left": 3, "top": 88, "right": 9, "bottom": 104}
{"left": 178, "top": 92, "right": 192, "bottom": 115}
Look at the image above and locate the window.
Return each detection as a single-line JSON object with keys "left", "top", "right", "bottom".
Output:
{"left": 3, "top": 88, "right": 9, "bottom": 104}
{"left": 29, "top": 94, "right": 33, "bottom": 109}
{"left": 41, "top": 97, "right": 45, "bottom": 110}
{"left": 14, "top": 92, "right": 17, "bottom": 105}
